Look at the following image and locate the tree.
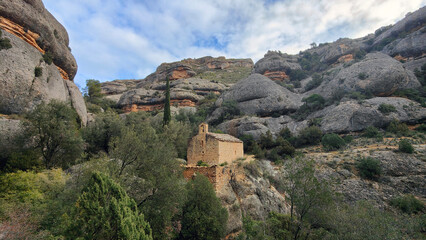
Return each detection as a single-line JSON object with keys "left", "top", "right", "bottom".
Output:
{"left": 84, "top": 79, "right": 103, "bottom": 102}
{"left": 163, "top": 77, "right": 171, "bottom": 125}
{"left": 180, "top": 174, "right": 228, "bottom": 240}
{"left": 109, "top": 121, "right": 186, "bottom": 239}
{"left": 68, "top": 172, "right": 152, "bottom": 240}
{"left": 356, "top": 157, "right": 381, "bottom": 181}
{"left": 24, "top": 101, "right": 83, "bottom": 169}
{"left": 281, "top": 157, "right": 333, "bottom": 239}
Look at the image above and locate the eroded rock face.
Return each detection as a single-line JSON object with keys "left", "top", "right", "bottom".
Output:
{"left": 210, "top": 74, "right": 302, "bottom": 120}
{"left": 217, "top": 160, "right": 290, "bottom": 235}
{"left": 0, "top": 0, "right": 77, "bottom": 80}
{"left": 254, "top": 51, "right": 301, "bottom": 81}
{"left": 0, "top": 15, "right": 86, "bottom": 125}
{"left": 313, "top": 53, "right": 420, "bottom": 98}
{"left": 310, "top": 97, "right": 426, "bottom": 133}
{"left": 373, "top": 6, "right": 426, "bottom": 54}
{"left": 382, "top": 26, "right": 426, "bottom": 58}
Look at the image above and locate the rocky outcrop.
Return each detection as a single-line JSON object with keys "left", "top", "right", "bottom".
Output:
{"left": 215, "top": 160, "right": 289, "bottom": 235}
{"left": 138, "top": 56, "right": 254, "bottom": 87}
{"left": 0, "top": 7, "right": 86, "bottom": 125}
{"left": 312, "top": 53, "right": 420, "bottom": 98}
{"left": 210, "top": 74, "right": 302, "bottom": 120}
{"left": 373, "top": 6, "right": 426, "bottom": 55}
{"left": 254, "top": 51, "right": 301, "bottom": 81}
{"left": 304, "top": 36, "right": 373, "bottom": 65}
{"left": 382, "top": 25, "right": 426, "bottom": 58}
{"left": 101, "top": 56, "right": 253, "bottom": 112}
{"left": 309, "top": 97, "right": 426, "bottom": 134}
{"left": 0, "top": 0, "right": 77, "bottom": 80}
{"left": 0, "top": 117, "right": 21, "bottom": 148}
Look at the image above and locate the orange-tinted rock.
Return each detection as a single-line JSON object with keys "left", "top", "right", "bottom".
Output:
{"left": 337, "top": 54, "right": 354, "bottom": 63}
{"left": 170, "top": 67, "right": 195, "bottom": 80}
{"left": 122, "top": 99, "right": 196, "bottom": 113}
{"left": 0, "top": 16, "right": 44, "bottom": 53}
{"left": 263, "top": 70, "right": 289, "bottom": 81}
{"left": 394, "top": 54, "right": 408, "bottom": 62}
{"left": 57, "top": 66, "right": 69, "bottom": 80}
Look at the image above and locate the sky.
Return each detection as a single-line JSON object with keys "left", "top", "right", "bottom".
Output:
{"left": 43, "top": 0, "right": 426, "bottom": 88}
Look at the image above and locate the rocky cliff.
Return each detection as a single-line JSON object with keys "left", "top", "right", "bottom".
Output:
{"left": 101, "top": 56, "right": 253, "bottom": 113}
{"left": 0, "top": 0, "right": 87, "bottom": 125}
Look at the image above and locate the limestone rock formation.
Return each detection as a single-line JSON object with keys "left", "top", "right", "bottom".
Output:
{"left": 312, "top": 53, "right": 420, "bottom": 98}
{"left": 373, "top": 6, "right": 426, "bottom": 56}
{"left": 0, "top": 0, "right": 77, "bottom": 79}
{"left": 254, "top": 51, "right": 301, "bottom": 81}
{"left": 309, "top": 97, "right": 426, "bottom": 133}
{"left": 101, "top": 56, "right": 253, "bottom": 112}
{"left": 0, "top": 29, "right": 87, "bottom": 124}
{"left": 210, "top": 74, "right": 302, "bottom": 120}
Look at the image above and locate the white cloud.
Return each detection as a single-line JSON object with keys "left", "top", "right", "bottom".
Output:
{"left": 43, "top": 0, "right": 426, "bottom": 87}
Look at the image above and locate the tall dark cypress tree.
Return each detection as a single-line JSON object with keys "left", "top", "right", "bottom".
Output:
{"left": 163, "top": 77, "right": 171, "bottom": 125}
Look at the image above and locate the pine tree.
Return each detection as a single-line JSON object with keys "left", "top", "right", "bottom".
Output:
{"left": 163, "top": 77, "right": 171, "bottom": 125}
{"left": 179, "top": 174, "right": 228, "bottom": 240}
{"left": 68, "top": 172, "right": 153, "bottom": 240}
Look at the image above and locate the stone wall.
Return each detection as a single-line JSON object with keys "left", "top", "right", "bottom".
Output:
{"left": 187, "top": 133, "right": 220, "bottom": 166}
{"left": 218, "top": 141, "right": 244, "bottom": 165}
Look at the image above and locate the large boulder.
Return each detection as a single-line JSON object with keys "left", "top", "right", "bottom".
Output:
{"left": 310, "top": 97, "right": 426, "bottom": 133}
{"left": 217, "top": 116, "right": 308, "bottom": 140}
{"left": 0, "top": 0, "right": 77, "bottom": 79}
{"left": 211, "top": 74, "right": 302, "bottom": 119}
{"left": 0, "top": 29, "right": 87, "bottom": 125}
{"left": 254, "top": 51, "right": 301, "bottom": 81}
{"left": 312, "top": 53, "right": 420, "bottom": 98}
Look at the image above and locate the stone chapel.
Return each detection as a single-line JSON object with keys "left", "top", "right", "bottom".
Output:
{"left": 187, "top": 123, "right": 243, "bottom": 166}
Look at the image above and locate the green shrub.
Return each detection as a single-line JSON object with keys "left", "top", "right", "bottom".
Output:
{"left": 305, "top": 74, "right": 323, "bottom": 91}
{"left": 399, "top": 139, "right": 414, "bottom": 154}
{"left": 259, "top": 131, "right": 275, "bottom": 149}
{"left": 0, "top": 37, "right": 12, "bottom": 50}
{"left": 354, "top": 49, "right": 367, "bottom": 60}
{"left": 293, "top": 94, "right": 326, "bottom": 121}
{"left": 34, "top": 67, "right": 43, "bottom": 77}
{"left": 252, "top": 142, "right": 266, "bottom": 159}
{"left": 275, "top": 136, "right": 295, "bottom": 157}
{"left": 342, "top": 135, "right": 353, "bottom": 143}
{"left": 197, "top": 160, "right": 209, "bottom": 167}
{"left": 363, "top": 126, "right": 382, "bottom": 138}
{"left": 288, "top": 69, "right": 307, "bottom": 81}
{"left": 267, "top": 148, "right": 281, "bottom": 162}
{"left": 390, "top": 195, "right": 425, "bottom": 214}
{"left": 321, "top": 133, "right": 346, "bottom": 151}
{"left": 387, "top": 120, "right": 409, "bottom": 135}
{"left": 356, "top": 157, "right": 381, "bottom": 180}
{"left": 415, "top": 124, "right": 426, "bottom": 133}
{"left": 358, "top": 72, "right": 368, "bottom": 80}
{"left": 239, "top": 134, "right": 256, "bottom": 153}
{"left": 378, "top": 104, "right": 396, "bottom": 114}
{"left": 295, "top": 126, "right": 323, "bottom": 147}
{"left": 42, "top": 51, "right": 54, "bottom": 65}
{"left": 393, "top": 88, "right": 426, "bottom": 107}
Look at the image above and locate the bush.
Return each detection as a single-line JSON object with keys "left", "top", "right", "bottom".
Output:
{"left": 356, "top": 157, "right": 381, "bottom": 180}
{"left": 196, "top": 160, "right": 209, "bottom": 167}
{"left": 34, "top": 67, "right": 42, "bottom": 77}
{"left": 387, "top": 119, "right": 409, "bottom": 135}
{"left": 321, "top": 133, "right": 346, "bottom": 151}
{"left": 362, "top": 126, "right": 382, "bottom": 138}
{"left": 275, "top": 137, "right": 295, "bottom": 157}
{"left": 393, "top": 88, "right": 426, "bottom": 107}
{"left": 342, "top": 135, "right": 353, "bottom": 143}
{"left": 0, "top": 37, "right": 12, "bottom": 50}
{"left": 390, "top": 195, "right": 425, "bottom": 214}
{"left": 259, "top": 131, "right": 275, "bottom": 149}
{"left": 293, "top": 94, "right": 325, "bottom": 121}
{"left": 42, "top": 51, "right": 54, "bottom": 65}
{"left": 358, "top": 72, "right": 368, "bottom": 80}
{"left": 399, "top": 139, "right": 414, "bottom": 153}
{"left": 415, "top": 124, "right": 426, "bottom": 133}
{"left": 305, "top": 74, "right": 323, "bottom": 91}
{"left": 295, "top": 126, "right": 323, "bottom": 147}
{"left": 252, "top": 142, "right": 266, "bottom": 159}
{"left": 378, "top": 104, "right": 396, "bottom": 114}
{"left": 239, "top": 134, "right": 256, "bottom": 153}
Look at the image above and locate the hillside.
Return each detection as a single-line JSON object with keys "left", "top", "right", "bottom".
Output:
{"left": 0, "top": 1, "right": 425, "bottom": 240}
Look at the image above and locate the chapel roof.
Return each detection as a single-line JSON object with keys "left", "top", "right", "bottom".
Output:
{"left": 206, "top": 132, "right": 243, "bottom": 143}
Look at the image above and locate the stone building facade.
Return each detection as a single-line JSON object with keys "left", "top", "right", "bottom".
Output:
{"left": 187, "top": 123, "right": 243, "bottom": 166}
